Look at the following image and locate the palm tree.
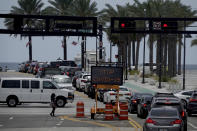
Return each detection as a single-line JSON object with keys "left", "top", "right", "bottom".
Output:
{"left": 45, "top": 0, "right": 74, "bottom": 60}
{"left": 4, "top": 0, "right": 44, "bottom": 62}
{"left": 72, "top": 0, "right": 100, "bottom": 68}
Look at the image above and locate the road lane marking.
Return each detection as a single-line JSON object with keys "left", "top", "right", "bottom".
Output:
{"left": 188, "top": 122, "right": 197, "bottom": 129}
{"left": 129, "top": 117, "right": 142, "bottom": 131}
{"left": 56, "top": 121, "right": 63, "bottom": 126}
{"left": 128, "top": 120, "right": 138, "bottom": 131}
{"left": 9, "top": 117, "right": 13, "bottom": 120}
{"left": 59, "top": 115, "right": 117, "bottom": 131}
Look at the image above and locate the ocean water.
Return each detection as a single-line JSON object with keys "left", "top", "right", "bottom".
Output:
{"left": 0, "top": 62, "right": 197, "bottom": 72}
{"left": 0, "top": 62, "right": 20, "bottom": 71}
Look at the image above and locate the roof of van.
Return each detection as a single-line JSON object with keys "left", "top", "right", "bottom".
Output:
{"left": 0, "top": 77, "right": 51, "bottom": 81}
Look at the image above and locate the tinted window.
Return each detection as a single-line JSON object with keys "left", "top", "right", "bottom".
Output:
{"left": 43, "top": 81, "right": 56, "bottom": 89}
{"left": 22, "top": 80, "right": 29, "bottom": 88}
{"left": 151, "top": 109, "right": 178, "bottom": 116}
{"left": 2, "top": 80, "right": 20, "bottom": 88}
{"left": 192, "top": 94, "right": 197, "bottom": 99}
{"left": 119, "top": 88, "right": 128, "bottom": 91}
{"left": 182, "top": 91, "right": 193, "bottom": 96}
{"left": 31, "top": 81, "right": 40, "bottom": 89}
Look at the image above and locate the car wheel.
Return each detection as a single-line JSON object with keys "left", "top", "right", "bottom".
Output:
{"left": 56, "top": 98, "right": 66, "bottom": 107}
{"left": 7, "top": 97, "right": 18, "bottom": 107}
{"left": 129, "top": 105, "right": 134, "bottom": 113}
{"left": 184, "top": 121, "right": 187, "bottom": 131}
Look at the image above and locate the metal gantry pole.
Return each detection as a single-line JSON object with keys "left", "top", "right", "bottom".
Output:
{"left": 142, "top": 33, "right": 145, "bottom": 83}
{"left": 158, "top": 32, "right": 162, "bottom": 89}
{"left": 183, "top": 20, "right": 186, "bottom": 90}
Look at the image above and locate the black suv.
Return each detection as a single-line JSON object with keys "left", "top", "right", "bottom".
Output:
{"left": 187, "top": 91, "right": 197, "bottom": 116}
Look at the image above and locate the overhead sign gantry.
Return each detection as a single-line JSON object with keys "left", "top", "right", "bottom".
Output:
{"left": 0, "top": 14, "right": 97, "bottom": 36}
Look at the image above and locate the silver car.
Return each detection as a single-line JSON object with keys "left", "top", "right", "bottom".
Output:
{"left": 143, "top": 106, "right": 184, "bottom": 131}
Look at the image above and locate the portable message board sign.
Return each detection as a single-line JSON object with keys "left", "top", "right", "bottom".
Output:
{"left": 91, "top": 66, "right": 123, "bottom": 85}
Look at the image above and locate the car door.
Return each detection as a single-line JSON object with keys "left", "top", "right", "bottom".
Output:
{"left": 41, "top": 80, "right": 57, "bottom": 102}
{"left": 29, "top": 80, "right": 41, "bottom": 102}
{"left": 21, "top": 80, "right": 31, "bottom": 102}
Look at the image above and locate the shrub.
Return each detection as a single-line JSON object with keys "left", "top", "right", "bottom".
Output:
{"left": 129, "top": 70, "right": 140, "bottom": 75}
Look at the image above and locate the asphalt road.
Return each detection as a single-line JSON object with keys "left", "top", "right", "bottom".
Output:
{"left": 0, "top": 72, "right": 197, "bottom": 131}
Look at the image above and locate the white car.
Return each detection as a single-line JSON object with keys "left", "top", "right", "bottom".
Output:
{"left": 103, "top": 86, "right": 131, "bottom": 104}
{"left": 76, "top": 73, "right": 91, "bottom": 91}
{"left": 174, "top": 90, "right": 194, "bottom": 106}
{"left": 51, "top": 75, "right": 75, "bottom": 94}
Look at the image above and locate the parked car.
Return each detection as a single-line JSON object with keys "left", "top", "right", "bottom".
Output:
{"left": 143, "top": 107, "right": 185, "bottom": 131}
{"left": 72, "top": 71, "right": 83, "bottom": 87}
{"left": 0, "top": 77, "right": 74, "bottom": 107}
{"left": 84, "top": 76, "right": 91, "bottom": 94}
{"left": 137, "top": 95, "right": 153, "bottom": 118}
{"left": 103, "top": 86, "right": 131, "bottom": 104}
{"left": 37, "top": 67, "right": 62, "bottom": 79}
{"left": 128, "top": 93, "right": 153, "bottom": 113}
{"left": 87, "top": 84, "right": 96, "bottom": 99}
{"left": 51, "top": 75, "right": 75, "bottom": 94}
{"left": 187, "top": 91, "right": 197, "bottom": 116}
{"left": 151, "top": 97, "right": 187, "bottom": 131}
{"left": 76, "top": 73, "right": 90, "bottom": 91}
{"left": 174, "top": 90, "right": 194, "bottom": 108}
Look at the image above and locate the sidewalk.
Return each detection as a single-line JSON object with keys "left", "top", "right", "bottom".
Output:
{"left": 124, "top": 75, "right": 170, "bottom": 94}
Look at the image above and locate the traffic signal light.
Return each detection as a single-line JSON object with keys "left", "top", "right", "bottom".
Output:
{"left": 161, "top": 21, "right": 178, "bottom": 30}
{"left": 119, "top": 21, "right": 136, "bottom": 30}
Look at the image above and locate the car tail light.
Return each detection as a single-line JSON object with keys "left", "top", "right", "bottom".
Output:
{"left": 143, "top": 104, "right": 147, "bottom": 107}
{"left": 181, "top": 111, "right": 185, "bottom": 117}
{"left": 132, "top": 100, "right": 137, "bottom": 103}
{"left": 146, "top": 118, "right": 156, "bottom": 124}
{"left": 110, "top": 93, "right": 116, "bottom": 95}
{"left": 189, "top": 99, "right": 197, "bottom": 102}
{"left": 126, "top": 93, "right": 131, "bottom": 96}
{"left": 66, "top": 72, "right": 69, "bottom": 76}
{"left": 81, "top": 80, "right": 87, "bottom": 83}
{"left": 93, "top": 84, "right": 96, "bottom": 87}
{"left": 171, "top": 119, "right": 182, "bottom": 125}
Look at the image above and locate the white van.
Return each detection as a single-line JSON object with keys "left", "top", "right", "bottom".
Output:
{"left": 0, "top": 77, "right": 74, "bottom": 107}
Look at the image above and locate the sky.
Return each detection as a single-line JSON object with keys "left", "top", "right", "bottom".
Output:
{"left": 0, "top": 0, "right": 197, "bottom": 65}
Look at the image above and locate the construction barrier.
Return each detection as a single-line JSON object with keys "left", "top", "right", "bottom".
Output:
{"left": 119, "top": 102, "right": 128, "bottom": 120}
{"left": 76, "top": 101, "right": 84, "bottom": 117}
{"left": 105, "top": 103, "right": 113, "bottom": 120}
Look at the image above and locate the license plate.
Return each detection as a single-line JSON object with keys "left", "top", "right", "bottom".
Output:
{"left": 159, "top": 129, "right": 168, "bottom": 131}
{"left": 119, "top": 94, "right": 123, "bottom": 96}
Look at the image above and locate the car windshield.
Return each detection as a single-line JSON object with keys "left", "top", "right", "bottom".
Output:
{"left": 150, "top": 108, "right": 178, "bottom": 117}
{"left": 119, "top": 88, "right": 128, "bottom": 91}
{"left": 53, "top": 78, "right": 72, "bottom": 83}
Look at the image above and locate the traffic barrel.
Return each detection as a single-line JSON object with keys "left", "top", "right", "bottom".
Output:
{"left": 76, "top": 101, "right": 84, "bottom": 117}
{"left": 119, "top": 102, "right": 128, "bottom": 120}
{"left": 105, "top": 103, "right": 113, "bottom": 120}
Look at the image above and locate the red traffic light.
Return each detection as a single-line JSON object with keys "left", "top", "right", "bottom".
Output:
{"left": 121, "top": 23, "right": 125, "bottom": 28}
{"left": 163, "top": 23, "right": 168, "bottom": 27}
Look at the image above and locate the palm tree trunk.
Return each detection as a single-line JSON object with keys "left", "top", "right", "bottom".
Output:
{"left": 173, "top": 38, "right": 177, "bottom": 76}
{"left": 132, "top": 39, "right": 135, "bottom": 66}
{"left": 156, "top": 38, "right": 160, "bottom": 75}
{"left": 178, "top": 36, "right": 182, "bottom": 75}
{"left": 135, "top": 38, "right": 140, "bottom": 70}
{"left": 81, "top": 36, "right": 85, "bottom": 68}
{"left": 28, "top": 36, "right": 32, "bottom": 62}
{"left": 63, "top": 36, "right": 67, "bottom": 60}
{"left": 149, "top": 35, "right": 154, "bottom": 73}
{"left": 128, "top": 41, "right": 131, "bottom": 70}
{"left": 163, "top": 35, "right": 168, "bottom": 76}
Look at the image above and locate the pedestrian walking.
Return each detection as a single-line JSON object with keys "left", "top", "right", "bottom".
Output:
{"left": 50, "top": 93, "right": 56, "bottom": 117}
